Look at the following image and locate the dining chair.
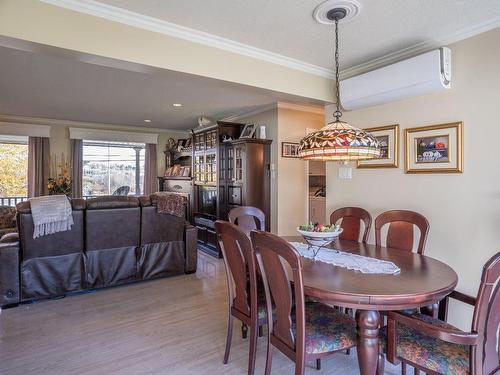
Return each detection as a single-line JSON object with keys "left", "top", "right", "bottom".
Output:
{"left": 385, "top": 251, "right": 500, "bottom": 375}
{"left": 375, "top": 210, "right": 430, "bottom": 254}
{"left": 215, "top": 220, "right": 268, "bottom": 375}
{"left": 330, "top": 207, "right": 372, "bottom": 243}
{"left": 228, "top": 206, "right": 265, "bottom": 235}
{"left": 250, "top": 230, "right": 361, "bottom": 375}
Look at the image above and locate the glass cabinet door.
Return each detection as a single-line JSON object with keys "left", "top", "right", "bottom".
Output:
{"left": 205, "top": 153, "right": 217, "bottom": 184}
{"left": 194, "top": 155, "right": 205, "bottom": 184}
{"left": 227, "top": 147, "right": 234, "bottom": 182}
{"left": 194, "top": 133, "right": 205, "bottom": 152}
{"left": 234, "top": 145, "right": 244, "bottom": 183}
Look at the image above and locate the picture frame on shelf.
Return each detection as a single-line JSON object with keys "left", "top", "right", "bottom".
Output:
{"left": 281, "top": 142, "right": 300, "bottom": 158}
{"left": 239, "top": 123, "right": 256, "bottom": 139}
{"left": 358, "top": 124, "right": 399, "bottom": 168}
{"left": 404, "top": 122, "right": 463, "bottom": 173}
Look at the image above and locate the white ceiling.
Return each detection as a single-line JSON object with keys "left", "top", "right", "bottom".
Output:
{"left": 0, "top": 45, "right": 319, "bottom": 130}
{"left": 96, "top": 0, "right": 500, "bottom": 71}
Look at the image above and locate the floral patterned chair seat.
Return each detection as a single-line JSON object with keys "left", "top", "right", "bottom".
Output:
{"left": 293, "top": 302, "right": 357, "bottom": 355}
{"left": 0, "top": 206, "right": 17, "bottom": 237}
{"left": 382, "top": 313, "right": 470, "bottom": 374}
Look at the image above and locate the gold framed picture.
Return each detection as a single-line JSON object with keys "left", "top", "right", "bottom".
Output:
{"left": 357, "top": 124, "right": 399, "bottom": 168}
{"left": 404, "top": 122, "right": 463, "bottom": 174}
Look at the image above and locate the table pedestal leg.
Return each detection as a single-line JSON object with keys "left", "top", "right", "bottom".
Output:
{"left": 356, "top": 309, "right": 380, "bottom": 375}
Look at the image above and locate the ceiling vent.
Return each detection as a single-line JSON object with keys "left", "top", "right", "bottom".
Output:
{"left": 340, "top": 48, "right": 452, "bottom": 110}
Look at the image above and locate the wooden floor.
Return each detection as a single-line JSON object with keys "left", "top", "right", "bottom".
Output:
{"left": 0, "top": 252, "right": 402, "bottom": 375}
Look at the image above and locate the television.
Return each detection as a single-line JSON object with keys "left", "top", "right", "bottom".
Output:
{"left": 198, "top": 186, "right": 217, "bottom": 218}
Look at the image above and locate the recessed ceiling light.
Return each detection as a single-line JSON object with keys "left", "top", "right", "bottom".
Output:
{"left": 172, "top": 103, "right": 182, "bottom": 107}
{"left": 144, "top": 119, "right": 152, "bottom": 123}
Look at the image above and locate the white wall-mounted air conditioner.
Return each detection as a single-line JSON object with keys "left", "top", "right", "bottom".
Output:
{"left": 340, "top": 48, "right": 451, "bottom": 110}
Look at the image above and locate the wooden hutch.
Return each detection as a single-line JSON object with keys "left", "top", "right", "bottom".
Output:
{"left": 192, "top": 121, "right": 271, "bottom": 257}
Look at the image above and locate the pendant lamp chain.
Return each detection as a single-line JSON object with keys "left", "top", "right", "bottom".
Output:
{"left": 333, "top": 18, "right": 342, "bottom": 121}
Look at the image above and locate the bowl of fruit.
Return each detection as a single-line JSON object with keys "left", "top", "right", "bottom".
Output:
{"left": 297, "top": 223, "right": 343, "bottom": 247}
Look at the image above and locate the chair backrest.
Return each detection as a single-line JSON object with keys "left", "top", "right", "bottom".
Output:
{"left": 330, "top": 207, "right": 372, "bottom": 243}
{"left": 215, "top": 220, "right": 257, "bottom": 319}
{"left": 375, "top": 210, "right": 429, "bottom": 254}
{"left": 251, "top": 230, "right": 305, "bottom": 359}
{"left": 228, "top": 206, "right": 265, "bottom": 235}
{"left": 471, "top": 251, "right": 500, "bottom": 375}
{"left": 112, "top": 186, "right": 130, "bottom": 196}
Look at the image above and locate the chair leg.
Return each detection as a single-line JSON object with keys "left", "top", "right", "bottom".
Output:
{"left": 377, "top": 352, "right": 385, "bottom": 375}
{"left": 316, "top": 358, "right": 321, "bottom": 370}
{"left": 258, "top": 325, "right": 263, "bottom": 337}
{"left": 248, "top": 325, "right": 258, "bottom": 375}
{"left": 264, "top": 341, "right": 273, "bottom": 375}
{"left": 401, "top": 362, "right": 406, "bottom": 375}
{"left": 242, "top": 322, "right": 248, "bottom": 339}
{"left": 223, "top": 314, "right": 234, "bottom": 364}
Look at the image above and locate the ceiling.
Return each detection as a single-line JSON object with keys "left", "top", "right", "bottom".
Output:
{"left": 97, "top": 0, "right": 500, "bottom": 71}
{"left": 0, "top": 45, "right": 319, "bottom": 130}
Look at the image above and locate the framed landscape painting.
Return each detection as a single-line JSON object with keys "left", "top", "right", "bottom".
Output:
{"left": 405, "top": 122, "right": 463, "bottom": 173}
{"left": 357, "top": 124, "right": 399, "bottom": 168}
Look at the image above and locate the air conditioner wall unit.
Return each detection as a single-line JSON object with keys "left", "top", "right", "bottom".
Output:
{"left": 340, "top": 48, "right": 451, "bottom": 110}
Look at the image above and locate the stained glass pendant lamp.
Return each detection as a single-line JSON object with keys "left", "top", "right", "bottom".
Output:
{"left": 299, "top": 8, "right": 380, "bottom": 161}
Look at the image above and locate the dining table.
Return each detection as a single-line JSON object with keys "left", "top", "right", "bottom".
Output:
{"left": 283, "top": 236, "right": 458, "bottom": 375}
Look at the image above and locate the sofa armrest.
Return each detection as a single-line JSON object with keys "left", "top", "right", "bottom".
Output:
{"left": 0, "top": 241, "right": 21, "bottom": 306}
{"left": 184, "top": 223, "right": 197, "bottom": 274}
{"left": 0, "top": 232, "right": 19, "bottom": 243}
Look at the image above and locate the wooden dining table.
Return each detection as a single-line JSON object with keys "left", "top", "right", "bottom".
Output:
{"left": 283, "top": 236, "right": 458, "bottom": 375}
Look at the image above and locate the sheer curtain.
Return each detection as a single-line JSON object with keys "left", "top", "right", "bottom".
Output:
{"left": 28, "top": 137, "right": 50, "bottom": 197}
{"left": 70, "top": 139, "right": 83, "bottom": 198}
{"left": 144, "top": 143, "right": 157, "bottom": 195}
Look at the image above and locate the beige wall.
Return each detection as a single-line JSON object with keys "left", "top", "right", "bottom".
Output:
{"left": 238, "top": 105, "right": 324, "bottom": 235}
{"left": 0, "top": 115, "right": 187, "bottom": 178}
{"left": 0, "top": 0, "right": 333, "bottom": 103}
{"left": 325, "top": 28, "right": 500, "bottom": 330}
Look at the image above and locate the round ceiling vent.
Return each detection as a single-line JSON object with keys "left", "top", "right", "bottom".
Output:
{"left": 313, "top": 0, "right": 361, "bottom": 24}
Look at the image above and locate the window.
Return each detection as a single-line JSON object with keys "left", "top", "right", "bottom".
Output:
{"left": 0, "top": 136, "right": 29, "bottom": 206}
{"left": 83, "top": 141, "right": 145, "bottom": 197}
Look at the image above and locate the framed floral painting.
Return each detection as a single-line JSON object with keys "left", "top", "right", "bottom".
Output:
{"left": 357, "top": 124, "right": 399, "bottom": 168}
{"left": 404, "top": 122, "right": 463, "bottom": 173}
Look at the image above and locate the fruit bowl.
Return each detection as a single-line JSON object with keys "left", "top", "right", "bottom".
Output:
{"left": 296, "top": 223, "right": 343, "bottom": 248}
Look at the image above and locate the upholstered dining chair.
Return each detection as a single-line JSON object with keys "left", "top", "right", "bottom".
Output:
{"left": 250, "top": 230, "right": 364, "bottom": 375}
{"left": 385, "top": 251, "right": 500, "bottom": 375}
{"left": 375, "top": 210, "right": 430, "bottom": 255}
{"left": 214, "top": 220, "right": 267, "bottom": 375}
{"left": 228, "top": 206, "right": 265, "bottom": 236}
{"left": 330, "top": 207, "right": 372, "bottom": 243}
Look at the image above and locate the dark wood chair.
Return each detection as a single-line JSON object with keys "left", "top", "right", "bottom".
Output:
{"left": 228, "top": 206, "right": 265, "bottom": 236}
{"left": 215, "top": 220, "right": 267, "bottom": 375}
{"left": 330, "top": 207, "right": 372, "bottom": 243}
{"left": 375, "top": 210, "right": 430, "bottom": 254}
{"left": 250, "top": 230, "right": 360, "bottom": 375}
{"left": 386, "top": 251, "right": 500, "bottom": 375}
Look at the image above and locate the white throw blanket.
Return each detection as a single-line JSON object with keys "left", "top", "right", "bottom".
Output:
{"left": 290, "top": 242, "right": 401, "bottom": 275}
{"left": 30, "top": 195, "right": 74, "bottom": 239}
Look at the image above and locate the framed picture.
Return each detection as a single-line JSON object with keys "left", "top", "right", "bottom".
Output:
{"left": 405, "top": 122, "right": 463, "bottom": 173}
{"left": 281, "top": 142, "right": 300, "bottom": 158}
{"left": 239, "top": 123, "right": 256, "bottom": 139}
{"left": 358, "top": 124, "right": 399, "bottom": 168}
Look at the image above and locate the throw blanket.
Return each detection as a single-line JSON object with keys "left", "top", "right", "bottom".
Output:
{"left": 290, "top": 242, "right": 401, "bottom": 275}
{"left": 30, "top": 195, "right": 74, "bottom": 239}
{"left": 155, "top": 192, "right": 187, "bottom": 217}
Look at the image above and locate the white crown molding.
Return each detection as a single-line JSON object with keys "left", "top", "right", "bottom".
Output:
{"left": 40, "top": 0, "right": 334, "bottom": 78}
{"left": 40, "top": 0, "right": 500, "bottom": 80}
{"left": 221, "top": 102, "right": 325, "bottom": 122}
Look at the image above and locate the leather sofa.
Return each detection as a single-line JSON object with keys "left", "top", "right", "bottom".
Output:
{"left": 0, "top": 195, "right": 197, "bottom": 307}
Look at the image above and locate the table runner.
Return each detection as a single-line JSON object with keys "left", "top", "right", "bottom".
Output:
{"left": 290, "top": 242, "right": 400, "bottom": 275}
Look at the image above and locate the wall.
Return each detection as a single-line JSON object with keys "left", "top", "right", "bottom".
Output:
{"left": 325, "top": 28, "right": 500, "bottom": 330}
{"left": 0, "top": 115, "right": 187, "bottom": 178}
{"left": 238, "top": 104, "right": 324, "bottom": 235}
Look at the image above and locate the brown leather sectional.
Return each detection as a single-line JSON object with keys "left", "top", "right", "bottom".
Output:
{"left": 0, "top": 195, "right": 197, "bottom": 307}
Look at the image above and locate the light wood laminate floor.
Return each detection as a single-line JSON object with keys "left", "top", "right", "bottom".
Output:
{"left": 0, "top": 252, "right": 403, "bottom": 375}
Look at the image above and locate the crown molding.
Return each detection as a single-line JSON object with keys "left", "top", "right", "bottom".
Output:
{"left": 40, "top": 0, "right": 334, "bottom": 78}
{"left": 40, "top": 0, "right": 500, "bottom": 80}
{"left": 221, "top": 102, "right": 325, "bottom": 122}
{"left": 221, "top": 104, "right": 277, "bottom": 122}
